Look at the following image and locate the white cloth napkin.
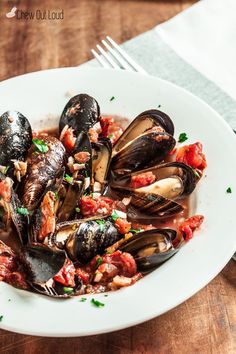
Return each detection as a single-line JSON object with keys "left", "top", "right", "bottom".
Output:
{"left": 156, "top": 0, "right": 236, "bottom": 101}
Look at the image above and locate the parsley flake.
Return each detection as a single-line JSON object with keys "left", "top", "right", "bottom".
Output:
{"left": 110, "top": 96, "right": 115, "bottom": 102}
{"left": 96, "top": 219, "right": 105, "bottom": 231}
{"left": 111, "top": 210, "right": 119, "bottom": 222}
{"left": 75, "top": 207, "right": 80, "bottom": 213}
{"left": 63, "top": 287, "right": 74, "bottom": 294}
{"left": 108, "top": 134, "right": 113, "bottom": 139}
{"left": 17, "top": 207, "right": 29, "bottom": 216}
{"left": 3, "top": 166, "right": 10, "bottom": 175}
{"left": 129, "top": 228, "right": 142, "bottom": 234}
{"left": 178, "top": 133, "right": 188, "bottom": 143}
{"left": 65, "top": 174, "right": 73, "bottom": 185}
{"left": 157, "top": 104, "right": 161, "bottom": 108}
{"left": 79, "top": 297, "right": 87, "bottom": 302}
{"left": 91, "top": 298, "right": 105, "bottom": 308}
{"left": 0, "top": 315, "right": 3, "bottom": 322}
{"left": 95, "top": 257, "right": 103, "bottom": 268}
{"left": 226, "top": 187, "right": 232, "bottom": 193}
{"left": 32, "top": 138, "right": 49, "bottom": 153}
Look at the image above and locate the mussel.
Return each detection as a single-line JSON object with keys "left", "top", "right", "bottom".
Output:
{"left": 21, "top": 243, "right": 82, "bottom": 298}
{"left": 119, "top": 228, "right": 178, "bottom": 272}
{"left": 53, "top": 218, "right": 122, "bottom": 264}
{"left": 0, "top": 172, "right": 28, "bottom": 244}
{"left": 92, "top": 138, "right": 112, "bottom": 194}
{"left": 112, "top": 109, "right": 174, "bottom": 156}
{"left": 111, "top": 131, "right": 176, "bottom": 176}
{"left": 59, "top": 94, "right": 100, "bottom": 134}
{"left": 0, "top": 111, "right": 32, "bottom": 175}
{"left": 21, "top": 136, "right": 65, "bottom": 211}
{"left": 111, "top": 162, "right": 196, "bottom": 221}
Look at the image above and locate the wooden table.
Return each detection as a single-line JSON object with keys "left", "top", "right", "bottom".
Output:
{"left": 0, "top": 1, "right": 235, "bottom": 353}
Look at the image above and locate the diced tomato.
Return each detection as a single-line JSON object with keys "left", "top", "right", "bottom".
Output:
{"left": 176, "top": 142, "right": 207, "bottom": 170}
{"left": 54, "top": 259, "right": 76, "bottom": 287}
{"left": 100, "top": 116, "right": 114, "bottom": 137}
{"left": 0, "top": 179, "right": 12, "bottom": 202}
{"left": 115, "top": 218, "right": 132, "bottom": 234}
{"left": 80, "top": 195, "right": 114, "bottom": 217}
{"left": 76, "top": 268, "right": 90, "bottom": 284}
{"left": 88, "top": 128, "right": 99, "bottom": 143}
{"left": 61, "top": 127, "right": 76, "bottom": 153}
{"left": 179, "top": 215, "right": 204, "bottom": 241}
{"left": 130, "top": 171, "right": 156, "bottom": 189}
{"left": 74, "top": 151, "right": 91, "bottom": 163}
{"left": 38, "top": 191, "right": 56, "bottom": 241}
{"left": 102, "top": 250, "right": 137, "bottom": 277}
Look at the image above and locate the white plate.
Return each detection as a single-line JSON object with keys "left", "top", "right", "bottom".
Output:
{"left": 0, "top": 68, "right": 235, "bottom": 337}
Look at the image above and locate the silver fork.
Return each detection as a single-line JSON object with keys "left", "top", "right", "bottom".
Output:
{"left": 91, "top": 36, "right": 147, "bottom": 74}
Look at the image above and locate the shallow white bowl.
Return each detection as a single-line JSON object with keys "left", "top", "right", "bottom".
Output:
{"left": 0, "top": 68, "right": 235, "bottom": 337}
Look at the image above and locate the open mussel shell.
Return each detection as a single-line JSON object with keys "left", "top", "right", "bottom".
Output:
{"left": 65, "top": 219, "right": 122, "bottom": 264}
{"left": 92, "top": 138, "right": 112, "bottom": 194}
{"left": 0, "top": 172, "right": 28, "bottom": 244}
{"left": 127, "top": 192, "right": 184, "bottom": 222}
{"left": 0, "top": 110, "right": 32, "bottom": 167}
{"left": 119, "top": 228, "right": 178, "bottom": 272}
{"left": 21, "top": 244, "right": 82, "bottom": 298}
{"left": 113, "top": 109, "right": 174, "bottom": 155}
{"left": 21, "top": 136, "right": 65, "bottom": 211}
{"left": 59, "top": 94, "right": 100, "bottom": 134}
{"left": 111, "top": 132, "right": 176, "bottom": 176}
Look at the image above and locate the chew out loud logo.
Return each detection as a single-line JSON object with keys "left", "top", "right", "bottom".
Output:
{"left": 6, "top": 6, "right": 64, "bottom": 20}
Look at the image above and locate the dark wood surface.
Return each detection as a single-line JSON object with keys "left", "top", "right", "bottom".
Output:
{"left": 0, "top": 1, "right": 235, "bottom": 353}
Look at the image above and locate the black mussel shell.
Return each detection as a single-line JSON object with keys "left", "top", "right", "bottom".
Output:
{"left": 66, "top": 219, "right": 122, "bottom": 264}
{"left": 127, "top": 192, "right": 184, "bottom": 222}
{"left": 113, "top": 109, "right": 174, "bottom": 155}
{"left": 57, "top": 180, "right": 84, "bottom": 222}
{"left": 0, "top": 172, "right": 28, "bottom": 244}
{"left": 59, "top": 94, "right": 100, "bottom": 134}
{"left": 92, "top": 138, "right": 112, "bottom": 194}
{"left": 21, "top": 244, "right": 66, "bottom": 284}
{"left": 0, "top": 111, "right": 32, "bottom": 167}
{"left": 21, "top": 136, "right": 65, "bottom": 211}
{"left": 119, "top": 228, "right": 178, "bottom": 272}
{"left": 111, "top": 132, "right": 176, "bottom": 176}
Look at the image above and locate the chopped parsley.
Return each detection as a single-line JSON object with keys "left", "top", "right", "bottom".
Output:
{"left": 54, "top": 191, "right": 60, "bottom": 200}
{"left": 110, "top": 96, "right": 115, "bottom": 102}
{"left": 32, "top": 138, "right": 49, "bottom": 153}
{"left": 178, "top": 132, "right": 188, "bottom": 143}
{"left": 8, "top": 299, "right": 11, "bottom": 302}
{"left": 108, "top": 134, "right": 113, "bottom": 139}
{"left": 65, "top": 174, "right": 73, "bottom": 185}
{"left": 0, "top": 315, "right": 3, "bottom": 322}
{"left": 129, "top": 228, "right": 142, "bottom": 233}
{"left": 75, "top": 207, "right": 80, "bottom": 213}
{"left": 111, "top": 210, "right": 119, "bottom": 222}
{"left": 79, "top": 297, "right": 87, "bottom": 302}
{"left": 104, "top": 294, "right": 108, "bottom": 297}
{"left": 157, "top": 104, "right": 161, "bottom": 108}
{"left": 96, "top": 219, "right": 105, "bottom": 231}
{"left": 105, "top": 249, "right": 113, "bottom": 254}
{"left": 194, "top": 170, "right": 201, "bottom": 179}
{"left": 91, "top": 298, "right": 105, "bottom": 308}
{"left": 17, "top": 207, "right": 29, "bottom": 216}
{"left": 95, "top": 257, "right": 103, "bottom": 268}
{"left": 226, "top": 187, "right": 232, "bottom": 193}
{"left": 63, "top": 287, "right": 74, "bottom": 294}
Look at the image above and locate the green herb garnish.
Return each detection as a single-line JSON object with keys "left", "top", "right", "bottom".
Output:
{"left": 95, "top": 257, "right": 103, "bottom": 268}
{"left": 226, "top": 187, "right": 232, "bottom": 193}
{"left": 54, "top": 191, "right": 60, "bottom": 200}
{"left": 32, "top": 138, "right": 49, "bottom": 153}
{"left": 194, "top": 170, "right": 201, "bottom": 179}
{"left": 96, "top": 219, "right": 105, "bottom": 231}
{"left": 110, "top": 96, "right": 115, "bottom": 102}
{"left": 105, "top": 249, "right": 113, "bottom": 254}
{"left": 157, "top": 104, "right": 161, "bottom": 108}
{"left": 111, "top": 210, "right": 119, "bottom": 222}
{"left": 75, "top": 207, "right": 80, "bottom": 213}
{"left": 0, "top": 315, "right": 3, "bottom": 322}
{"left": 178, "top": 132, "right": 188, "bottom": 143}
{"left": 104, "top": 294, "right": 108, "bottom": 297}
{"left": 17, "top": 207, "right": 29, "bottom": 216}
{"left": 63, "top": 287, "right": 74, "bottom": 294}
{"left": 79, "top": 297, "right": 87, "bottom": 302}
{"left": 108, "top": 134, "right": 113, "bottom": 139}
{"left": 8, "top": 299, "right": 11, "bottom": 302}
{"left": 91, "top": 298, "right": 105, "bottom": 308}
{"left": 65, "top": 174, "right": 73, "bottom": 185}
{"left": 129, "top": 228, "right": 142, "bottom": 234}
